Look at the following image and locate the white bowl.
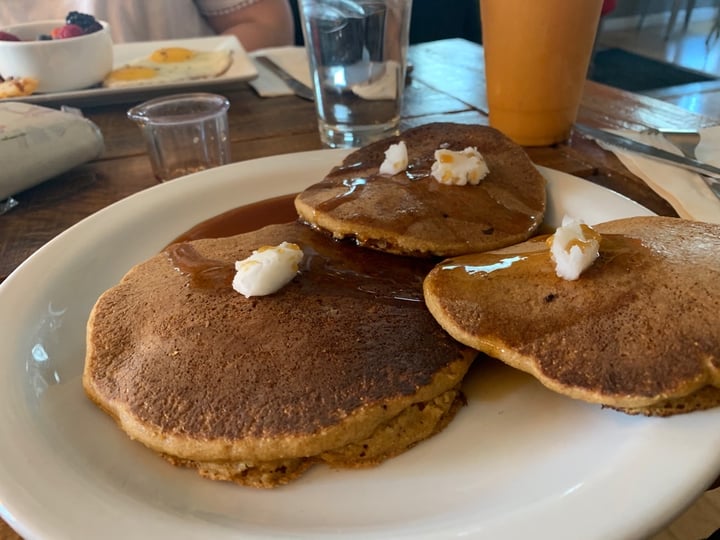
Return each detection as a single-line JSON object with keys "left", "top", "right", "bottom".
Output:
{"left": 0, "top": 20, "right": 113, "bottom": 93}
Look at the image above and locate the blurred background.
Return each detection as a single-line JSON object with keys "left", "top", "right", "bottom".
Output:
{"left": 290, "top": 0, "right": 720, "bottom": 118}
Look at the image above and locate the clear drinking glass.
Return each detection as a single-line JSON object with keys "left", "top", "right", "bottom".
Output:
{"left": 128, "top": 93, "right": 231, "bottom": 182}
{"left": 298, "top": 0, "right": 413, "bottom": 148}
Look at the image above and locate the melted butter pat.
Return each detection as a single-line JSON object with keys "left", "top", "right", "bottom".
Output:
{"left": 548, "top": 218, "right": 601, "bottom": 280}
{"left": 379, "top": 141, "right": 408, "bottom": 176}
{"left": 233, "top": 242, "right": 303, "bottom": 297}
{"left": 431, "top": 147, "right": 489, "bottom": 185}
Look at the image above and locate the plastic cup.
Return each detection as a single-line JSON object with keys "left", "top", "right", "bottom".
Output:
{"left": 128, "top": 93, "right": 231, "bottom": 182}
{"left": 298, "top": 0, "right": 413, "bottom": 148}
{"left": 481, "top": 0, "right": 604, "bottom": 146}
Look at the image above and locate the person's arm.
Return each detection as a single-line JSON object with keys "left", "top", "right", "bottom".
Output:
{"left": 200, "top": 0, "right": 295, "bottom": 51}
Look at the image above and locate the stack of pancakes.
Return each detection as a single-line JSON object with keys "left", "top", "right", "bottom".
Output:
{"left": 84, "top": 222, "right": 477, "bottom": 487}
{"left": 84, "top": 122, "right": 547, "bottom": 487}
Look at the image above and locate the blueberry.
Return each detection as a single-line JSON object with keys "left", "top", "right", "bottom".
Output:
{"left": 65, "top": 11, "right": 99, "bottom": 30}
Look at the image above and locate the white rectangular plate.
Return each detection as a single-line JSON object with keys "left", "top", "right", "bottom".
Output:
{"left": 5, "top": 35, "right": 257, "bottom": 107}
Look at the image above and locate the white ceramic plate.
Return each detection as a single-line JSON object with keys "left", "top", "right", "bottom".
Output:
{"left": 12, "top": 35, "right": 257, "bottom": 106}
{"left": 1, "top": 150, "right": 719, "bottom": 540}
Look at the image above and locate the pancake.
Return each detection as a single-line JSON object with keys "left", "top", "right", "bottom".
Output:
{"left": 423, "top": 216, "right": 720, "bottom": 415}
{"left": 83, "top": 222, "right": 476, "bottom": 487}
{"left": 294, "top": 122, "right": 546, "bottom": 257}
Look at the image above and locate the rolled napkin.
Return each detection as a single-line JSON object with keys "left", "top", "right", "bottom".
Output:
{"left": 594, "top": 127, "right": 720, "bottom": 224}
{"left": 249, "top": 46, "right": 312, "bottom": 97}
{"left": 0, "top": 102, "right": 104, "bottom": 201}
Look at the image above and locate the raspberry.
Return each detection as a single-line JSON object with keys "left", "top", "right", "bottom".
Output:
{"left": 0, "top": 31, "right": 21, "bottom": 41}
{"left": 50, "top": 24, "right": 84, "bottom": 39}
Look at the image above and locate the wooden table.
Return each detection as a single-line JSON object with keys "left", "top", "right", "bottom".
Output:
{"left": 0, "top": 38, "right": 718, "bottom": 540}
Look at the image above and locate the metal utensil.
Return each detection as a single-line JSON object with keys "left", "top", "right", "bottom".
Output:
{"left": 575, "top": 124, "right": 720, "bottom": 200}
{"left": 645, "top": 128, "right": 720, "bottom": 198}
{"left": 254, "top": 55, "right": 315, "bottom": 101}
{"left": 651, "top": 129, "right": 701, "bottom": 162}
{"left": 575, "top": 124, "right": 720, "bottom": 199}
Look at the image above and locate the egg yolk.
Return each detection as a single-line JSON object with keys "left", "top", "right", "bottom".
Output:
{"left": 106, "top": 66, "right": 158, "bottom": 81}
{"left": 150, "top": 47, "right": 195, "bottom": 63}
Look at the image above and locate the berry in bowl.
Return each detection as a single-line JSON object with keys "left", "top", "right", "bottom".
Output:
{"left": 0, "top": 12, "right": 113, "bottom": 94}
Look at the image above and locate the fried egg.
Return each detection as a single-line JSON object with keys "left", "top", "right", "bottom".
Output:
{"left": 103, "top": 47, "right": 232, "bottom": 88}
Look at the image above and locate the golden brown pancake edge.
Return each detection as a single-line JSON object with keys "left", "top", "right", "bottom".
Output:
{"left": 422, "top": 216, "right": 720, "bottom": 414}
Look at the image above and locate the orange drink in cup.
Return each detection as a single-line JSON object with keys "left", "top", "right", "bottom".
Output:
{"left": 480, "top": 0, "right": 604, "bottom": 146}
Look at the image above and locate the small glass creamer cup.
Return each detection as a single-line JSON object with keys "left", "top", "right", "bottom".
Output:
{"left": 298, "top": 0, "right": 413, "bottom": 148}
{"left": 481, "top": 0, "right": 604, "bottom": 147}
{"left": 128, "top": 93, "right": 231, "bottom": 182}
